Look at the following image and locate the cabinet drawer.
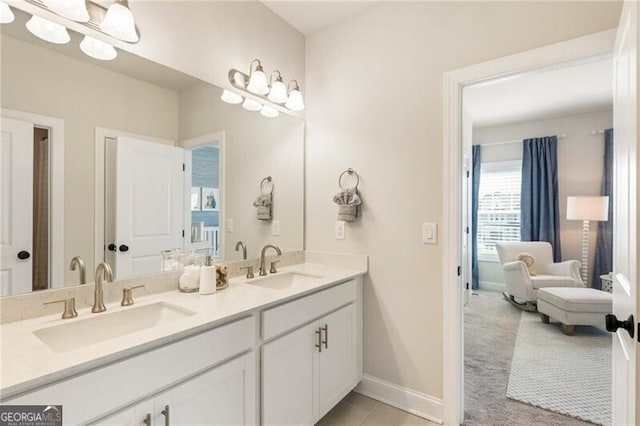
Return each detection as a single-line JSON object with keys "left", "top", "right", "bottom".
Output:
{"left": 6, "top": 316, "right": 255, "bottom": 425}
{"left": 262, "top": 279, "right": 356, "bottom": 340}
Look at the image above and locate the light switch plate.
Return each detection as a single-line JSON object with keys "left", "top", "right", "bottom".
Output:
{"left": 335, "top": 221, "right": 346, "bottom": 240}
{"left": 272, "top": 220, "right": 280, "bottom": 236}
{"left": 225, "top": 219, "right": 233, "bottom": 233}
{"left": 423, "top": 222, "right": 437, "bottom": 244}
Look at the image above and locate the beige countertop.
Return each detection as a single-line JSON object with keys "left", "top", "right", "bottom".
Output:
{"left": 0, "top": 261, "right": 366, "bottom": 400}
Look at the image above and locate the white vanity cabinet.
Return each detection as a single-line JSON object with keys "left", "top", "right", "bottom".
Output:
{"left": 261, "top": 279, "right": 362, "bottom": 425}
{"left": 96, "top": 353, "right": 255, "bottom": 426}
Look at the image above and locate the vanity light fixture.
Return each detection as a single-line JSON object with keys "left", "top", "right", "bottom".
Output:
{"left": 43, "top": 0, "right": 89, "bottom": 22}
{"left": 246, "top": 59, "right": 269, "bottom": 95}
{"left": 80, "top": 35, "right": 117, "bottom": 60}
{"left": 101, "top": 0, "right": 139, "bottom": 43}
{"left": 221, "top": 89, "right": 243, "bottom": 105}
{"left": 260, "top": 105, "right": 279, "bottom": 118}
{"left": 0, "top": 1, "right": 14, "bottom": 24}
{"left": 285, "top": 80, "right": 305, "bottom": 111}
{"left": 267, "top": 71, "right": 288, "bottom": 104}
{"left": 242, "top": 98, "right": 263, "bottom": 112}
{"left": 26, "top": 15, "right": 70, "bottom": 44}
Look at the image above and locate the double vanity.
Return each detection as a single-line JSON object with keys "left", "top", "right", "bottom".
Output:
{"left": 0, "top": 253, "right": 367, "bottom": 425}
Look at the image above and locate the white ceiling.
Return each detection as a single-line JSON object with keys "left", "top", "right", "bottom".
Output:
{"left": 261, "top": 1, "right": 378, "bottom": 35}
{"left": 464, "top": 58, "right": 613, "bottom": 128}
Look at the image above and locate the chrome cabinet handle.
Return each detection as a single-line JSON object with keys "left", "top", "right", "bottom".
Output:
{"left": 321, "top": 324, "right": 328, "bottom": 349}
{"left": 161, "top": 405, "right": 170, "bottom": 426}
{"left": 315, "top": 328, "right": 322, "bottom": 352}
{"left": 142, "top": 413, "right": 151, "bottom": 426}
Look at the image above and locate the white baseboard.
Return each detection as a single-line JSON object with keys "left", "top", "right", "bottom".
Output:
{"left": 479, "top": 280, "right": 506, "bottom": 292}
{"left": 354, "top": 374, "right": 443, "bottom": 424}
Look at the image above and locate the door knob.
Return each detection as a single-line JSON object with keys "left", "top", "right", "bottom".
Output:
{"left": 107, "top": 244, "right": 117, "bottom": 252}
{"left": 17, "top": 250, "right": 31, "bottom": 260}
{"left": 119, "top": 244, "right": 129, "bottom": 253}
{"left": 605, "top": 314, "right": 634, "bottom": 338}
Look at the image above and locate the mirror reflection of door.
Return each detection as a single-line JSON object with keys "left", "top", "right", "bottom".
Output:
{"left": 185, "top": 140, "right": 221, "bottom": 258}
{"left": 0, "top": 117, "right": 50, "bottom": 295}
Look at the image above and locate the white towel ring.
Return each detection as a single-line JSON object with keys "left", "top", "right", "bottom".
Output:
{"left": 339, "top": 168, "right": 360, "bottom": 191}
{"left": 260, "top": 176, "right": 274, "bottom": 195}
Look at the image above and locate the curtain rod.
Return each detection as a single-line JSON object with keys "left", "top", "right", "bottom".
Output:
{"left": 477, "top": 134, "right": 567, "bottom": 147}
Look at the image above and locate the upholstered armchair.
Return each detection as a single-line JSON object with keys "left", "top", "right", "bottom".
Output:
{"left": 495, "top": 241, "right": 584, "bottom": 309}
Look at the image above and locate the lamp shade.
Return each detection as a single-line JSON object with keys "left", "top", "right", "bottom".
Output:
{"left": 566, "top": 196, "right": 609, "bottom": 221}
{"left": 80, "top": 36, "right": 117, "bottom": 60}
{"left": 247, "top": 68, "right": 269, "bottom": 95}
{"left": 268, "top": 79, "right": 288, "bottom": 104}
{"left": 285, "top": 88, "right": 304, "bottom": 111}
{"left": 43, "top": 0, "right": 89, "bottom": 22}
{"left": 0, "top": 1, "right": 14, "bottom": 24}
{"left": 101, "top": 1, "right": 139, "bottom": 42}
{"left": 26, "top": 15, "right": 70, "bottom": 44}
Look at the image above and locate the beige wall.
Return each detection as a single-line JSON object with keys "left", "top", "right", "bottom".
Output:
{"left": 305, "top": 1, "right": 621, "bottom": 399}
{"left": 179, "top": 83, "right": 304, "bottom": 259}
{"left": 126, "top": 1, "right": 305, "bottom": 96}
{"left": 1, "top": 35, "right": 179, "bottom": 286}
{"left": 475, "top": 109, "right": 614, "bottom": 289}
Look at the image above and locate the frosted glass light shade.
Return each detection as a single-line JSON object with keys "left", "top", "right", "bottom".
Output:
{"left": 0, "top": 2, "right": 14, "bottom": 24}
{"left": 260, "top": 106, "right": 279, "bottom": 118}
{"left": 566, "top": 196, "right": 609, "bottom": 221}
{"left": 285, "top": 89, "right": 304, "bottom": 111}
{"left": 268, "top": 80, "right": 288, "bottom": 104}
{"left": 221, "top": 90, "right": 243, "bottom": 104}
{"left": 43, "top": 0, "right": 89, "bottom": 22}
{"left": 101, "top": 1, "right": 139, "bottom": 42}
{"left": 80, "top": 36, "right": 117, "bottom": 60}
{"left": 242, "top": 98, "right": 262, "bottom": 112}
{"left": 247, "top": 69, "right": 269, "bottom": 95}
{"left": 26, "top": 16, "right": 70, "bottom": 44}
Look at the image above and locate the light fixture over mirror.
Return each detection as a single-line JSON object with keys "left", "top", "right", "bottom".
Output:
{"left": 285, "top": 80, "right": 305, "bottom": 111}
{"left": 267, "top": 71, "right": 288, "bottom": 104}
{"left": 0, "top": 1, "right": 14, "bottom": 24}
{"left": 26, "top": 15, "right": 70, "bottom": 44}
{"left": 43, "top": 0, "right": 89, "bottom": 22}
{"left": 101, "top": 0, "right": 139, "bottom": 42}
{"left": 246, "top": 59, "right": 269, "bottom": 95}
{"left": 80, "top": 35, "right": 117, "bottom": 60}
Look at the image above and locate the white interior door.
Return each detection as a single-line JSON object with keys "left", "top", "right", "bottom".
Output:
{"left": 0, "top": 117, "right": 34, "bottom": 296}
{"left": 611, "top": 1, "right": 639, "bottom": 424}
{"left": 115, "top": 136, "right": 184, "bottom": 279}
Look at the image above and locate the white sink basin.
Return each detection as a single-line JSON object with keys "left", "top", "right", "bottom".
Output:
{"left": 34, "top": 302, "right": 195, "bottom": 353}
{"left": 246, "top": 271, "right": 323, "bottom": 289}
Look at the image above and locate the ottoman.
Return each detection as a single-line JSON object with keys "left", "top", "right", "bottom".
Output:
{"left": 537, "top": 287, "right": 612, "bottom": 335}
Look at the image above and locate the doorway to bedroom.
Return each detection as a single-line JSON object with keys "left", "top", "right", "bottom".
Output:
{"left": 462, "top": 57, "right": 614, "bottom": 426}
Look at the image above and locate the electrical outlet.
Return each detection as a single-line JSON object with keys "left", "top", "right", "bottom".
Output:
{"left": 335, "top": 221, "right": 346, "bottom": 240}
{"left": 225, "top": 218, "right": 233, "bottom": 233}
{"left": 423, "top": 222, "right": 437, "bottom": 244}
{"left": 272, "top": 220, "right": 280, "bottom": 236}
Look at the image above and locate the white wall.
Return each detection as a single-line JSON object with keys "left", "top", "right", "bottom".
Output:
{"left": 1, "top": 35, "right": 179, "bottom": 287}
{"left": 475, "top": 109, "right": 613, "bottom": 288}
{"left": 305, "top": 1, "right": 621, "bottom": 404}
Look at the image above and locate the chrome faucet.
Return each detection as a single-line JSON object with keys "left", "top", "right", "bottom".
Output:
{"left": 69, "top": 256, "right": 86, "bottom": 284}
{"left": 235, "top": 241, "right": 247, "bottom": 260}
{"left": 92, "top": 262, "right": 113, "bottom": 313}
{"left": 259, "top": 244, "right": 282, "bottom": 276}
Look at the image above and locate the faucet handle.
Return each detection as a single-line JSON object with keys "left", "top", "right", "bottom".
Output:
{"left": 121, "top": 285, "right": 145, "bottom": 306}
{"left": 44, "top": 298, "right": 78, "bottom": 319}
{"left": 269, "top": 260, "right": 281, "bottom": 274}
{"left": 240, "top": 265, "right": 255, "bottom": 279}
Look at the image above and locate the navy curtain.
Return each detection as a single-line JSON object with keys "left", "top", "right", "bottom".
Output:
{"left": 521, "top": 136, "right": 562, "bottom": 262}
{"left": 592, "top": 129, "right": 614, "bottom": 289}
{"left": 472, "top": 145, "right": 481, "bottom": 290}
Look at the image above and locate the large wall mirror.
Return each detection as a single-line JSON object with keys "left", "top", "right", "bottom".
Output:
{"left": 0, "top": 9, "right": 304, "bottom": 296}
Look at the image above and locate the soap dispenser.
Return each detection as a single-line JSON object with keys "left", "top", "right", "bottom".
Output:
{"left": 199, "top": 256, "right": 217, "bottom": 295}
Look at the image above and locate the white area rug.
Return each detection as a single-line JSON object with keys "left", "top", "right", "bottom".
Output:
{"left": 506, "top": 311, "right": 611, "bottom": 425}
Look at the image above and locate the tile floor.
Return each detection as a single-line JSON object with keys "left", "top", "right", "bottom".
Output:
{"left": 316, "top": 392, "right": 439, "bottom": 426}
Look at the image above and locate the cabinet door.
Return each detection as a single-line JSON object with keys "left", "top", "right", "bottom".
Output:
{"left": 92, "top": 399, "right": 153, "bottom": 426}
{"left": 262, "top": 322, "right": 319, "bottom": 426}
{"left": 156, "top": 352, "right": 256, "bottom": 426}
{"left": 318, "top": 303, "right": 358, "bottom": 418}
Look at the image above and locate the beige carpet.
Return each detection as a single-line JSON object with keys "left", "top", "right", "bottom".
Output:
{"left": 506, "top": 311, "right": 611, "bottom": 426}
